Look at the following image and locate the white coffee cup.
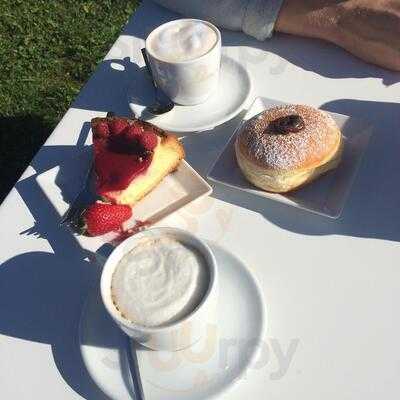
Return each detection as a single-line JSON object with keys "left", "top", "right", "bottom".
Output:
{"left": 100, "top": 227, "right": 218, "bottom": 351}
{"left": 145, "top": 19, "right": 222, "bottom": 106}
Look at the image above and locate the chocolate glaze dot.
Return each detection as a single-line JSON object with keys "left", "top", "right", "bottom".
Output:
{"left": 269, "top": 114, "right": 305, "bottom": 135}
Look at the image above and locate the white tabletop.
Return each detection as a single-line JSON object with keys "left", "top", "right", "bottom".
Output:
{"left": 1, "top": 1, "right": 400, "bottom": 399}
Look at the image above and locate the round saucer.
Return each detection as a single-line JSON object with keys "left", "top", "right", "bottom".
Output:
{"left": 128, "top": 55, "right": 252, "bottom": 133}
{"left": 79, "top": 243, "right": 265, "bottom": 400}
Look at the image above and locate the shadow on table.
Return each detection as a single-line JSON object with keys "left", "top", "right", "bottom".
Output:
{"left": 72, "top": 56, "right": 151, "bottom": 115}
{"left": 209, "top": 98, "right": 400, "bottom": 243}
{"left": 220, "top": 31, "right": 400, "bottom": 86}
{"left": 0, "top": 197, "right": 111, "bottom": 400}
{"left": 0, "top": 124, "right": 122, "bottom": 400}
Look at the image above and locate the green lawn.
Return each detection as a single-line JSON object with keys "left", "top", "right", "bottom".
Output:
{"left": 0, "top": 0, "right": 139, "bottom": 203}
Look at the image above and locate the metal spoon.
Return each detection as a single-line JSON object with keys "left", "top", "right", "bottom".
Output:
{"left": 126, "top": 336, "right": 145, "bottom": 400}
{"left": 141, "top": 48, "right": 174, "bottom": 115}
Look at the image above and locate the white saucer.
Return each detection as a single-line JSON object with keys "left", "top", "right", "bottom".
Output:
{"left": 128, "top": 55, "right": 252, "bottom": 133}
{"left": 80, "top": 243, "right": 265, "bottom": 400}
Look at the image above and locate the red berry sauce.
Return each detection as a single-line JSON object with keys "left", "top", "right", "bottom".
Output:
{"left": 92, "top": 119, "right": 156, "bottom": 199}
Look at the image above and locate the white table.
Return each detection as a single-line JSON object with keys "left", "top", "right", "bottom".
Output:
{"left": 1, "top": 1, "right": 400, "bottom": 398}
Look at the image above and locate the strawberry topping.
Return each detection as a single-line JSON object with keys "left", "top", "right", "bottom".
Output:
{"left": 139, "top": 131, "right": 158, "bottom": 151}
{"left": 93, "top": 121, "right": 110, "bottom": 138}
{"left": 92, "top": 117, "right": 156, "bottom": 197}
{"left": 125, "top": 124, "right": 143, "bottom": 141}
{"left": 109, "top": 118, "right": 129, "bottom": 135}
{"left": 94, "top": 147, "right": 152, "bottom": 195}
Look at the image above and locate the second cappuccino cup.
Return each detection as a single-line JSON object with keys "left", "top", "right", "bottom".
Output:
{"left": 145, "top": 19, "right": 221, "bottom": 106}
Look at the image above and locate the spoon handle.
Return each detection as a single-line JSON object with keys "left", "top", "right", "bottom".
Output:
{"left": 141, "top": 48, "right": 158, "bottom": 89}
{"left": 126, "top": 336, "right": 145, "bottom": 400}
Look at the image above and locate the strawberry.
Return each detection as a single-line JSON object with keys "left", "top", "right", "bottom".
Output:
{"left": 93, "top": 121, "right": 110, "bottom": 138}
{"left": 109, "top": 118, "right": 129, "bottom": 135}
{"left": 124, "top": 124, "right": 143, "bottom": 142}
{"left": 79, "top": 202, "right": 132, "bottom": 236}
{"left": 139, "top": 131, "right": 158, "bottom": 151}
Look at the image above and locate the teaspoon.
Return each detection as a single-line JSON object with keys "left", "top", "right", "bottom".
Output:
{"left": 141, "top": 48, "right": 174, "bottom": 115}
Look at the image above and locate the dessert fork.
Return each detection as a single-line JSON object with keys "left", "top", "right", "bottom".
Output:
{"left": 59, "top": 161, "right": 97, "bottom": 227}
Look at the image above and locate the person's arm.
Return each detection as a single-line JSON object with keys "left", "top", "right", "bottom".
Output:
{"left": 274, "top": 0, "right": 400, "bottom": 71}
{"left": 152, "top": 0, "right": 400, "bottom": 71}
{"left": 152, "top": 0, "right": 284, "bottom": 40}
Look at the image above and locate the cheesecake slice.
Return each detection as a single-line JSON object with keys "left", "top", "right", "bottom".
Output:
{"left": 91, "top": 116, "right": 184, "bottom": 206}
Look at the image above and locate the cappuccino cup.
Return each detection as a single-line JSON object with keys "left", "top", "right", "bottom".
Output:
{"left": 145, "top": 19, "right": 221, "bottom": 106}
{"left": 101, "top": 227, "right": 218, "bottom": 351}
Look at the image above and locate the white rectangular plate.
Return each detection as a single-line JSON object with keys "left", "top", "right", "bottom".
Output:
{"left": 207, "top": 97, "right": 373, "bottom": 218}
{"left": 37, "top": 153, "right": 212, "bottom": 244}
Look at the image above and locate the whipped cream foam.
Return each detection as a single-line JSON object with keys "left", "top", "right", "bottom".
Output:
{"left": 111, "top": 237, "right": 209, "bottom": 327}
{"left": 148, "top": 20, "right": 218, "bottom": 63}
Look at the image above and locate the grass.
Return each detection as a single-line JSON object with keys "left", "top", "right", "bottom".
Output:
{"left": 0, "top": 0, "right": 139, "bottom": 203}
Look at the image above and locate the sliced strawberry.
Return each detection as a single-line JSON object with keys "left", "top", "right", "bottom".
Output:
{"left": 80, "top": 202, "right": 132, "bottom": 236}
{"left": 93, "top": 121, "right": 110, "bottom": 138}
{"left": 139, "top": 131, "right": 158, "bottom": 151}
{"left": 109, "top": 118, "right": 129, "bottom": 135}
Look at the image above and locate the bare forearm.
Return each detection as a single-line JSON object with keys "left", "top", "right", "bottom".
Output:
{"left": 152, "top": 0, "right": 400, "bottom": 71}
{"left": 275, "top": 0, "right": 400, "bottom": 71}
{"left": 275, "top": 0, "right": 341, "bottom": 41}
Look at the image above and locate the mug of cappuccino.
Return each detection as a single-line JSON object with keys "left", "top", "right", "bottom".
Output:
{"left": 100, "top": 227, "right": 218, "bottom": 351}
{"left": 145, "top": 19, "right": 221, "bottom": 106}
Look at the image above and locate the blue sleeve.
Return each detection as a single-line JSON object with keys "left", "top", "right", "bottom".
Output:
{"left": 151, "top": 0, "right": 284, "bottom": 40}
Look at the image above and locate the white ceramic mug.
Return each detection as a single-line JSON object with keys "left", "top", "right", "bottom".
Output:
{"left": 100, "top": 227, "right": 219, "bottom": 351}
{"left": 145, "top": 19, "right": 222, "bottom": 106}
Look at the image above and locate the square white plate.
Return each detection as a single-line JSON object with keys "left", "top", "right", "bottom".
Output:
{"left": 207, "top": 97, "right": 373, "bottom": 218}
{"left": 36, "top": 152, "right": 212, "bottom": 244}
